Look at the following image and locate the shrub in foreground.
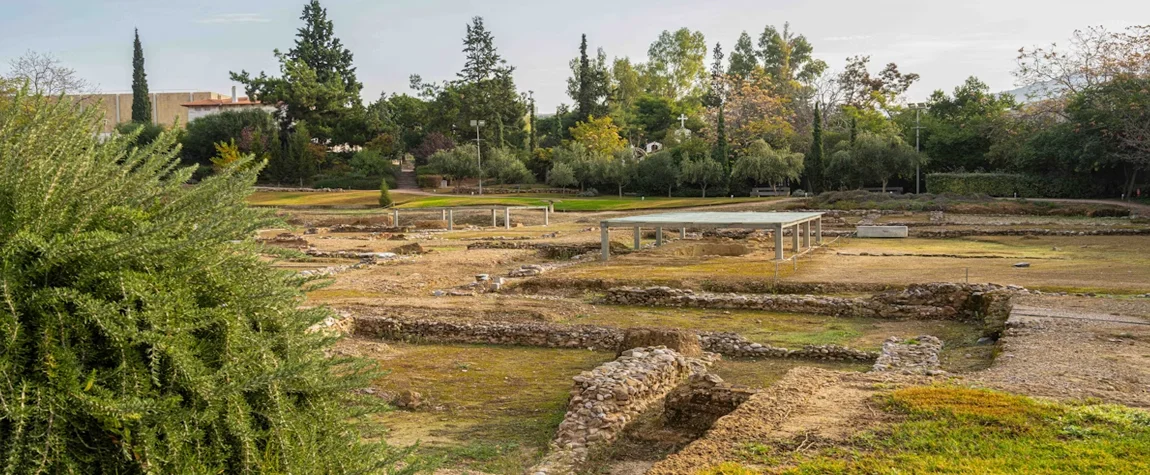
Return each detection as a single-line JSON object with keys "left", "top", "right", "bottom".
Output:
{"left": 0, "top": 91, "right": 414, "bottom": 473}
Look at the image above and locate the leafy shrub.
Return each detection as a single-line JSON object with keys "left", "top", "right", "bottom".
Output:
{"left": 350, "top": 148, "right": 398, "bottom": 177}
{"left": 0, "top": 91, "right": 413, "bottom": 472}
{"left": 417, "top": 174, "right": 443, "bottom": 188}
{"left": 115, "top": 121, "right": 166, "bottom": 146}
{"left": 578, "top": 187, "right": 600, "bottom": 197}
{"left": 182, "top": 108, "right": 276, "bottom": 166}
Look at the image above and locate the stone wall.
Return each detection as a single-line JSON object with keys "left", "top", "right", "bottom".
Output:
{"left": 529, "top": 347, "right": 713, "bottom": 475}
{"left": 602, "top": 283, "right": 1014, "bottom": 324}
{"left": 663, "top": 373, "right": 758, "bottom": 432}
{"left": 466, "top": 240, "right": 628, "bottom": 258}
{"left": 871, "top": 335, "right": 944, "bottom": 375}
{"left": 351, "top": 316, "right": 878, "bottom": 362}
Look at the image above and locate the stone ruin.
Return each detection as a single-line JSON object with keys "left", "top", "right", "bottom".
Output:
{"left": 663, "top": 372, "right": 758, "bottom": 432}
{"left": 871, "top": 335, "right": 945, "bottom": 375}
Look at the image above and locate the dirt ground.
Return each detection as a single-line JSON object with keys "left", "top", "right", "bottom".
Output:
{"left": 261, "top": 204, "right": 1150, "bottom": 474}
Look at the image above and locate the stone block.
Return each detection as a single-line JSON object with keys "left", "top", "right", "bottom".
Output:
{"left": 856, "top": 225, "right": 909, "bottom": 238}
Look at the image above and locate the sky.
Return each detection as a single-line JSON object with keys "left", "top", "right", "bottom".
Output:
{"left": 2, "top": 0, "right": 1147, "bottom": 111}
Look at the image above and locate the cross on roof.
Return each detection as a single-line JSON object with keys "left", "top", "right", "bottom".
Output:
{"left": 678, "top": 114, "right": 688, "bottom": 128}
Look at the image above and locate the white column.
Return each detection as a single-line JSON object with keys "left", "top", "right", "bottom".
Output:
{"left": 392, "top": 209, "right": 399, "bottom": 227}
{"left": 775, "top": 224, "right": 784, "bottom": 260}
{"left": 447, "top": 209, "right": 454, "bottom": 231}
{"left": 680, "top": 228, "right": 686, "bottom": 239}
{"left": 633, "top": 226, "right": 641, "bottom": 249}
{"left": 601, "top": 225, "right": 610, "bottom": 261}
{"left": 656, "top": 227, "right": 663, "bottom": 246}
{"left": 505, "top": 208, "right": 511, "bottom": 229}
{"left": 792, "top": 224, "right": 799, "bottom": 252}
{"left": 544, "top": 207, "right": 550, "bottom": 226}
{"left": 803, "top": 221, "right": 811, "bottom": 249}
{"left": 816, "top": 218, "right": 823, "bottom": 244}
{"left": 491, "top": 209, "right": 497, "bottom": 227}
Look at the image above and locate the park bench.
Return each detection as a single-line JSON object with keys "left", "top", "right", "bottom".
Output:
{"left": 750, "top": 187, "right": 790, "bottom": 197}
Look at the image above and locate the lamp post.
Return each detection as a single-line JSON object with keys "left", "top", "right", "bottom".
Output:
{"left": 470, "top": 119, "right": 486, "bottom": 194}
{"left": 908, "top": 103, "right": 928, "bottom": 194}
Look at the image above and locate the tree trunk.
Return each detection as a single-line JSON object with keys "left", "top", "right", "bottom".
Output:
{"left": 668, "top": 186, "right": 673, "bottom": 198}
{"left": 1123, "top": 165, "right": 1139, "bottom": 200}
{"left": 618, "top": 184, "right": 623, "bottom": 198}
{"left": 882, "top": 179, "right": 888, "bottom": 193}
{"left": 701, "top": 185, "right": 707, "bottom": 198}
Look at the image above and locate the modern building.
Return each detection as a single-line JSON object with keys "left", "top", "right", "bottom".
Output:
{"left": 66, "top": 87, "right": 270, "bottom": 134}
{"left": 181, "top": 87, "right": 274, "bottom": 122}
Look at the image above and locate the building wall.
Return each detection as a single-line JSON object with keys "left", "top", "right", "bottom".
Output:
{"left": 70, "top": 91, "right": 226, "bottom": 133}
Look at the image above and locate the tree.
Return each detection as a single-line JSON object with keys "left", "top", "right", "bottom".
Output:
{"left": 569, "top": 35, "right": 610, "bottom": 123}
{"left": 757, "top": 23, "right": 827, "bottom": 88}
{"left": 645, "top": 28, "right": 708, "bottom": 99}
{"left": 807, "top": 103, "right": 825, "bottom": 192}
{"left": 838, "top": 55, "right": 919, "bottom": 111}
{"left": 5, "top": 50, "right": 89, "bottom": 95}
{"left": 266, "top": 122, "right": 323, "bottom": 185}
{"left": 828, "top": 131, "right": 918, "bottom": 191}
{"left": 707, "top": 43, "right": 731, "bottom": 172}
{"left": 610, "top": 57, "right": 643, "bottom": 142}
{"left": 1071, "top": 75, "right": 1150, "bottom": 197}
{"left": 211, "top": 139, "right": 243, "bottom": 170}
{"left": 483, "top": 147, "right": 534, "bottom": 184}
{"left": 0, "top": 90, "right": 415, "bottom": 473}
{"left": 528, "top": 91, "right": 538, "bottom": 152}
{"left": 638, "top": 151, "right": 680, "bottom": 197}
{"left": 412, "top": 132, "right": 455, "bottom": 166}
{"left": 711, "top": 70, "right": 794, "bottom": 152}
{"left": 598, "top": 150, "right": 637, "bottom": 197}
{"left": 131, "top": 29, "right": 151, "bottom": 123}
{"left": 231, "top": 0, "right": 362, "bottom": 144}
{"left": 182, "top": 108, "right": 278, "bottom": 166}
{"left": 730, "top": 139, "right": 804, "bottom": 192}
{"left": 727, "top": 32, "right": 758, "bottom": 79}
{"left": 916, "top": 76, "right": 1017, "bottom": 172}
{"left": 379, "top": 176, "right": 393, "bottom": 207}
{"left": 570, "top": 115, "right": 628, "bottom": 156}
{"left": 547, "top": 162, "right": 578, "bottom": 190}
{"left": 1014, "top": 26, "right": 1150, "bottom": 103}
{"left": 680, "top": 156, "right": 725, "bottom": 197}
{"left": 551, "top": 142, "right": 597, "bottom": 190}
{"left": 427, "top": 145, "right": 480, "bottom": 181}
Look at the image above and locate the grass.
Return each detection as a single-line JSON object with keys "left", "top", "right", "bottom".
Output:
{"left": 359, "top": 342, "right": 611, "bottom": 474}
{"left": 714, "top": 386, "right": 1150, "bottom": 474}
{"left": 556, "top": 236, "right": 1150, "bottom": 294}
{"left": 247, "top": 189, "right": 768, "bottom": 211}
{"left": 712, "top": 359, "right": 871, "bottom": 388}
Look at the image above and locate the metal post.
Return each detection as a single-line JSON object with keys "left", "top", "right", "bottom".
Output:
{"left": 441, "top": 210, "right": 446, "bottom": 220}
{"left": 801, "top": 221, "right": 810, "bottom": 249}
{"left": 491, "top": 209, "right": 497, "bottom": 227}
{"left": 600, "top": 224, "right": 610, "bottom": 261}
{"left": 680, "top": 228, "right": 686, "bottom": 239}
{"left": 392, "top": 209, "right": 399, "bottom": 227}
{"left": 477, "top": 123, "right": 483, "bottom": 195}
{"left": 544, "top": 207, "right": 549, "bottom": 226}
{"left": 656, "top": 227, "right": 663, "bottom": 246}
{"left": 504, "top": 207, "right": 511, "bottom": 229}
{"left": 633, "top": 226, "right": 641, "bottom": 250}
{"left": 791, "top": 224, "right": 799, "bottom": 252}
{"left": 775, "top": 224, "right": 784, "bottom": 260}
{"left": 914, "top": 107, "right": 923, "bottom": 194}
{"left": 816, "top": 218, "right": 823, "bottom": 244}
{"left": 447, "top": 209, "right": 454, "bottom": 231}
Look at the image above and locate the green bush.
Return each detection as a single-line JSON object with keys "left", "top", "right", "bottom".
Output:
{"left": 313, "top": 171, "right": 397, "bottom": 190}
{"left": 926, "top": 173, "right": 1109, "bottom": 198}
{"left": 417, "top": 174, "right": 443, "bottom": 189}
{"left": 0, "top": 91, "right": 414, "bottom": 472}
{"left": 115, "top": 121, "right": 167, "bottom": 146}
{"left": 379, "top": 177, "right": 393, "bottom": 207}
{"left": 182, "top": 109, "right": 277, "bottom": 166}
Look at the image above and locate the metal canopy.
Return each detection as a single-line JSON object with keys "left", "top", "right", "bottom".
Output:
{"left": 601, "top": 211, "right": 823, "bottom": 228}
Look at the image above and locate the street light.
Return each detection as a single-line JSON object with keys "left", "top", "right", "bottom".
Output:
{"left": 470, "top": 119, "right": 486, "bottom": 194}
{"left": 908, "top": 103, "right": 928, "bottom": 194}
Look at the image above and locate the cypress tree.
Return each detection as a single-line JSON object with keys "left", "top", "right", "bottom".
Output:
{"left": 528, "top": 92, "right": 537, "bottom": 153}
{"left": 714, "top": 106, "right": 729, "bottom": 170}
{"left": 0, "top": 90, "right": 416, "bottom": 473}
{"left": 131, "top": 28, "right": 151, "bottom": 123}
{"left": 575, "top": 34, "right": 593, "bottom": 123}
{"left": 808, "top": 103, "right": 825, "bottom": 193}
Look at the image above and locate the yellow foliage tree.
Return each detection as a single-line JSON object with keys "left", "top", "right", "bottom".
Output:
{"left": 210, "top": 139, "right": 243, "bottom": 170}
{"left": 569, "top": 115, "right": 628, "bottom": 157}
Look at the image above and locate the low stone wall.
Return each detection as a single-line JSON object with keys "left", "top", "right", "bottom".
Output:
{"left": 512, "top": 277, "right": 907, "bottom": 296}
{"left": 326, "top": 224, "right": 406, "bottom": 233}
{"left": 871, "top": 335, "right": 944, "bottom": 375}
{"left": 466, "top": 240, "right": 628, "bottom": 258}
{"left": 912, "top": 228, "right": 1150, "bottom": 238}
{"left": 602, "top": 283, "right": 1014, "bottom": 324}
{"left": 353, "top": 316, "right": 622, "bottom": 350}
{"left": 663, "top": 372, "right": 758, "bottom": 432}
{"left": 529, "top": 347, "right": 713, "bottom": 475}
{"left": 700, "top": 332, "right": 876, "bottom": 361}
{"left": 350, "top": 316, "right": 878, "bottom": 362}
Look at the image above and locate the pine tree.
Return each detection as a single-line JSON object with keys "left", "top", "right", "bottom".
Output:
{"left": 380, "top": 176, "right": 393, "bottom": 207}
{"left": 727, "top": 31, "right": 758, "bottom": 79}
{"left": 289, "top": 0, "right": 362, "bottom": 99}
{"left": 808, "top": 103, "right": 825, "bottom": 193}
{"left": 458, "top": 16, "right": 506, "bottom": 84}
{"left": 0, "top": 90, "right": 416, "bottom": 473}
{"left": 131, "top": 28, "right": 151, "bottom": 123}
{"left": 576, "top": 34, "right": 593, "bottom": 122}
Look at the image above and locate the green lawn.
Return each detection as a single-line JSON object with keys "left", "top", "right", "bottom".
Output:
{"left": 705, "top": 386, "right": 1150, "bottom": 474}
{"left": 247, "top": 190, "right": 769, "bottom": 211}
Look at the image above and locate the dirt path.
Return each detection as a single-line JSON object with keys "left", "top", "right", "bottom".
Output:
{"left": 973, "top": 306, "right": 1150, "bottom": 407}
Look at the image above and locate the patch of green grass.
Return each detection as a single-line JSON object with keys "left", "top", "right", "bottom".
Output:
{"left": 249, "top": 189, "right": 770, "bottom": 211}
{"left": 761, "top": 386, "right": 1150, "bottom": 474}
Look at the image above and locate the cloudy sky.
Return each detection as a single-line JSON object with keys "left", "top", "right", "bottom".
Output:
{"left": 2, "top": 0, "right": 1146, "bottom": 110}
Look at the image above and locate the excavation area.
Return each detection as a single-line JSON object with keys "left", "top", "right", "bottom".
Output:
{"left": 263, "top": 197, "right": 1150, "bottom": 474}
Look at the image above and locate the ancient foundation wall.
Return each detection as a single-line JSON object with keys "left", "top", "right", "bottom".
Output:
{"left": 529, "top": 347, "right": 711, "bottom": 475}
